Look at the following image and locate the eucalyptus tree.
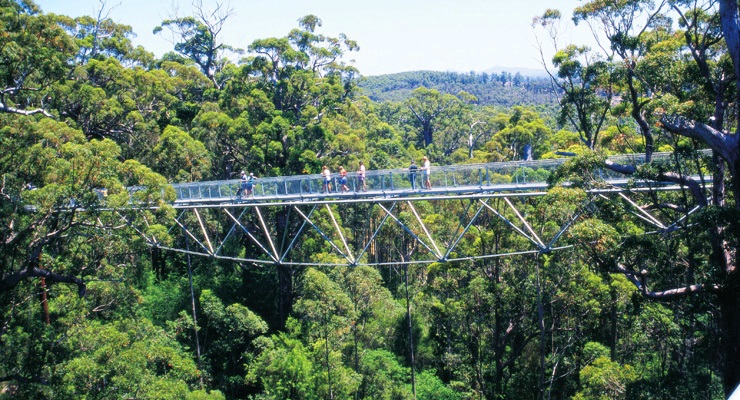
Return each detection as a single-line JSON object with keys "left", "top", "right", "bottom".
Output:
{"left": 0, "top": 116, "right": 177, "bottom": 393}
{"left": 152, "top": 125, "right": 212, "bottom": 182}
{"left": 154, "top": 0, "right": 240, "bottom": 89}
{"left": 53, "top": 58, "right": 183, "bottom": 162}
{"left": 52, "top": 1, "right": 154, "bottom": 67}
{"left": 197, "top": 289, "right": 269, "bottom": 398}
{"left": 572, "top": 0, "right": 673, "bottom": 162}
{"left": 483, "top": 106, "right": 552, "bottom": 161}
{"left": 0, "top": 0, "right": 76, "bottom": 117}
{"left": 245, "top": 14, "right": 359, "bottom": 119}
{"left": 404, "top": 87, "right": 464, "bottom": 148}
{"left": 537, "top": 0, "right": 740, "bottom": 394}
{"left": 293, "top": 267, "right": 360, "bottom": 399}
{"left": 550, "top": 43, "right": 614, "bottom": 151}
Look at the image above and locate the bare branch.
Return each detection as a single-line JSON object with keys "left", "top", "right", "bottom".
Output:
{"left": 660, "top": 115, "right": 739, "bottom": 166}
{"left": 0, "top": 374, "right": 49, "bottom": 385}
{"left": 658, "top": 171, "right": 708, "bottom": 207}
{"left": 0, "top": 267, "right": 86, "bottom": 297}
{"left": 643, "top": 203, "right": 688, "bottom": 213}
{"left": 615, "top": 263, "right": 720, "bottom": 299}
{"left": 0, "top": 101, "right": 52, "bottom": 118}
{"left": 604, "top": 159, "right": 637, "bottom": 175}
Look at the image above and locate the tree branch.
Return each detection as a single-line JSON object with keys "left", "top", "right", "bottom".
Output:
{"left": 658, "top": 171, "right": 708, "bottom": 207}
{"left": 643, "top": 203, "right": 688, "bottom": 213}
{"left": 615, "top": 263, "right": 720, "bottom": 300}
{"left": 659, "top": 114, "right": 739, "bottom": 166}
{"left": 604, "top": 159, "right": 637, "bottom": 175}
{"left": 604, "top": 155, "right": 707, "bottom": 206}
{"left": 0, "top": 267, "right": 86, "bottom": 297}
{"left": 0, "top": 101, "right": 52, "bottom": 118}
{"left": 0, "top": 374, "right": 49, "bottom": 385}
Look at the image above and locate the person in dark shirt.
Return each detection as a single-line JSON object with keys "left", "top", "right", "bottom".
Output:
{"left": 408, "top": 159, "right": 419, "bottom": 190}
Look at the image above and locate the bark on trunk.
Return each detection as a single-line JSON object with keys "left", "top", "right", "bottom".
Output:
{"left": 719, "top": 270, "right": 740, "bottom": 396}
{"left": 277, "top": 264, "right": 293, "bottom": 330}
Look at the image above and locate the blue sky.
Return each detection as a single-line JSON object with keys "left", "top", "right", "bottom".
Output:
{"left": 35, "top": 0, "right": 594, "bottom": 76}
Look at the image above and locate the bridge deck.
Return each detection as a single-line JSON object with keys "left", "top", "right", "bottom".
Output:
{"left": 133, "top": 151, "right": 710, "bottom": 267}
{"left": 170, "top": 152, "right": 677, "bottom": 207}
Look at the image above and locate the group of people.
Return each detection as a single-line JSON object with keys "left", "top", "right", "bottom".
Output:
{"left": 322, "top": 161, "right": 365, "bottom": 193}
{"left": 239, "top": 156, "right": 432, "bottom": 198}
{"left": 409, "top": 156, "right": 432, "bottom": 190}
{"left": 322, "top": 156, "right": 432, "bottom": 193}
{"left": 238, "top": 170, "right": 256, "bottom": 198}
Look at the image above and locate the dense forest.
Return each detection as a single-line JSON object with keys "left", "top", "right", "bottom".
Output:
{"left": 2, "top": 0, "right": 740, "bottom": 399}
{"left": 357, "top": 70, "right": 558, "bottom": 108}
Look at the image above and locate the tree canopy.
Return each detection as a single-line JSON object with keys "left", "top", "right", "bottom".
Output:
{"left": 0, "top": 0, "right": 739, "bottom": 398}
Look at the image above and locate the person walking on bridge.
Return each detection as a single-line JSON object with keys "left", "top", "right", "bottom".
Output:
{"left": 322, "top": 166, "right": 332, "bottom": 193}
{"left": 239, "top": 171, "right": 249, "bottom": 199}
{"left": 421, "top": 156, "right": 432, "bottom": 190}
{"left": 245, "top": 172, "right": 256, "bottom": 197}
{"left": 408, "top": 159, "right": 419, "bottom": 190}
{"left": 357, "top": 161, "right": 367, "bottom": 192}
{"left": 339, "top": 166, "right": 349, "bottom": 193}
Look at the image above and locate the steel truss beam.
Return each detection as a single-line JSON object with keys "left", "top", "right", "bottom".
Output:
{"left": 123, "top": 183, "right": 703, "bottom": 267}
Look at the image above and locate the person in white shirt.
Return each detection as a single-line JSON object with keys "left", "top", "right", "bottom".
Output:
{"left": 245, "top": 172, "right": 256, "bottom": 197}
{"left": 358, "top": 161, "right": 367, "bottom": 191}
{"left": 422, "top": 156, "right": 432, "bottom": 189}
{"left": 322, "top": 166, "right": 332, "bottom": 193}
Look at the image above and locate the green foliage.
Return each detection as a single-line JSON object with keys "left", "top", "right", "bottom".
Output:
{"left": 358, "top": 70, "right": 556, "bottom": 108}
{"left": 547, "top": 150, "right": 609, "bottom": 188}
{"left": 60, "top": 318, "right": 207, "bottom": 399}
{"left": 573, "top": 343, "right": 638, "bottom": 400}
{"left": 0, "top": 0, "right": 76, "bottom": 114}
{"left": 197, "top": 289, "right": 268, "bottom": 397}
{"left": 247, "top": 332, "right": 317, "bottom": 399}
{"left": 0, "top": 1, "right": 733, "bottom": 398}
{"left": 356, "top": 349, "right": 411, "bottom": 399}
{"left": 415, "top": 370, "right": 462, "bottom": 400}
{"left": 551, "top": 44, "right": 614, "bottom": 150}
{"left": 153, "top": 125, "right": 212, "bottom": 182}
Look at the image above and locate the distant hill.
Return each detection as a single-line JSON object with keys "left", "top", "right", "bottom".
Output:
{"left": 356, "top": 70, "right": 558, "bottom": 108}
{"left": 483, "top": 65, "right": 550, "bottom": 78}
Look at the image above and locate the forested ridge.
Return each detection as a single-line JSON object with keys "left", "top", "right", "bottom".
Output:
{"left": 1, "top": 0, "right": 740, "bottom": 399}
{"left": 357, "top": 70, "right": 558, "bottom": 108}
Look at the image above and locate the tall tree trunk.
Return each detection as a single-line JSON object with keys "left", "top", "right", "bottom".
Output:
{"left": 277, "top": 264, "right": 293, "bottom": 330}
{"left": 404, "top": 263, "right": 417, "bottom": 399}
{"left": 610, "top": 285, "right": 618, "bottom": 361}
{"left": 719, "top": 270, "right": 740, "bottom": 396}
{"left": 492, "top": 236, "right": 504, "bottom": 398}
{"left": 536, "top": 258, "right": 546, "bottom": 400}
{"left": 185, "top": 236, "right": 203, "bottom": 384}
{"left": 275, "top": 208, "right": 294, "bottom": 330}
{"left": 423, "top": 123, "right": 433, "bottom": 147}
{"left": 325, "top": 313, "right": 334, "bottom": 400}
{"left": 627, "top": 72, "right": 654, "bottom": 162}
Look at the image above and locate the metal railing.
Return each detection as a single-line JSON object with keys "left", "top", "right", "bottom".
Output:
{"left": 167, "top": 151, "right": 708, "bottom": 205}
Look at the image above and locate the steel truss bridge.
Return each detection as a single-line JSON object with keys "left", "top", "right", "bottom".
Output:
{"left": 134, "top": 152, "right": 707, "bottom": 267}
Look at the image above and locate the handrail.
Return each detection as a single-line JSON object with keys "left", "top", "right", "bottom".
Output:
{"left": 166, "top": 150, "right": 710, "bottom": 205}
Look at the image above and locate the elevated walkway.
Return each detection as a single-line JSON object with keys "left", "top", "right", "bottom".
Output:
{"left": 169, "top": 152, "right": 681, "bottom": 207}
{"left": 132, "top": 151, "right": 709, "bottom": 267}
